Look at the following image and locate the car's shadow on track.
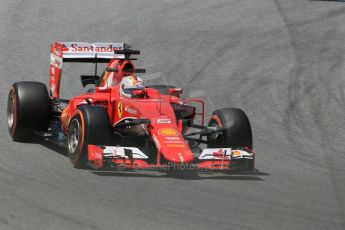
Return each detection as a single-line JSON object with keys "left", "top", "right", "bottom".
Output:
{"left": 91, "top": 170, "right": 269, "bottom": 181}
{"left": 39, "top": 139, "right": 68, "bottom": 156}
{"left": 15, "top": 136, "right": 68, "bottom": 156}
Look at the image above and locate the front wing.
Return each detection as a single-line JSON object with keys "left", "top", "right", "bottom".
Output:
{"left": 88, "top": 145, "right": 255, "bottom": 171}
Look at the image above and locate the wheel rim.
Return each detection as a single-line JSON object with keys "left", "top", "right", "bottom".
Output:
{"left": 208, "top": 121, "right": 224, "bottom": 147}
{"left": 7, "top": 94, "right": 15, "bottom": 129}
{"left": 68, "top": 119, "right": 81, "bottom": 154}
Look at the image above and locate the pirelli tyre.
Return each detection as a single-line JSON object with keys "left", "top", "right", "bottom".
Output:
{"left": 67, "top": 105, "right": 112, "bottom": 168}
{"left": 207, "top": 108, "right": 253, "bottom": 148}
{"left": 207, "top": 108, "right": 253, "bottom": 170}
{"left": 7, "top": 82, "right": 51, "bottom": 141}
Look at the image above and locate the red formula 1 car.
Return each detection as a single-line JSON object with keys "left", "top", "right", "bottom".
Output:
{"left": 7, "top": 42, "right": 255, "bottom": 171}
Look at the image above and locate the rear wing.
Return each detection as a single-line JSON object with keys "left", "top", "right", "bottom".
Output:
{"left": 50, "top": 42, "right": 125, "bottom": 98}
{"left": 51, "top": 42, "right": 125, "bottom": 62}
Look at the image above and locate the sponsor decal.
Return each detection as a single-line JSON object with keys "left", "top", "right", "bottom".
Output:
{"left": 167, "top": 143, "right": 185, "bottom": 148}
{"left": 178, "top": 153, "right": 184, "bottom": 163}
{"left": 213, "top": 149, "right": 227, "bottom": 158}
{"left": 171, "top": 103, "right": 195, "bottom": 112}
{"left": 157, "top": 118, "right": 171, "bottom": 124}
{"left": 164, "top": 141, "right": 184, "bottom": 144}
{"left": 125, "top": 105, "right": 137, "bottom": 115}
{"left": 198, "top": 148, "right": 232, "bottom": 160}
{"left": 232, "top": 150, "right": 242, "bottom": 157}
{"left": 69, "top": 43, "right": 122, "bottom": 53}
{"left": 165, "top": 136, "right": 180, "bottom": 140}
{"left": 158, "top": 128, "right": 178, "bottom": 136}
{"left": 117, "top": 101, "right": 123, "bottom": 118}
{"left": 50, "top": 54, "right": 62, "bottom": 69}
{"left": 62, "top": 44, "right": 69, "bottom": 51}
{"left": 59, "top": 43, "right": 125, "bottom": 59}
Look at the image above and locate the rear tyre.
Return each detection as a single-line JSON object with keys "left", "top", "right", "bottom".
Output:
{"left": 67, "top": 105, "right": 112, "bottom": 168}
{"left": 207, "top": 108, "right": 252, "bottom": 149}
{"left": 7, "top": 82, "right": 50, "bottom": 141}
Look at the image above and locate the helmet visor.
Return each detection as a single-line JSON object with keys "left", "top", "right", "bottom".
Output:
{"left": 122, "top": 85, "right": 144, "bottom": 95}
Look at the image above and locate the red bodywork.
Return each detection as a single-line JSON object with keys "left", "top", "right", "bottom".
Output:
{"left": 50, "top": 42, "right": 254, "bottom": 170}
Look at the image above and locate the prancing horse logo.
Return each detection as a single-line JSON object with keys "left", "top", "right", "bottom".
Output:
{"left": 117, "top": 101, "right": 123, "bottom": 118}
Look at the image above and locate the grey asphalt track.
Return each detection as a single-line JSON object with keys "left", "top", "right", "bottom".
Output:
{"left": 1, "top": 0, "right": 345, "bottom": 229}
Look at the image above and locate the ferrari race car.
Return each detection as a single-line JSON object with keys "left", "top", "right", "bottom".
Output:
{"left": 7, "top": 42, "right": 255, "bottom": 171}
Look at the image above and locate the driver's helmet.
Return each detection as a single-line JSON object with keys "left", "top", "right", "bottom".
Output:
{"left": 120, "top": 75, "right": 145, "bottom": 97}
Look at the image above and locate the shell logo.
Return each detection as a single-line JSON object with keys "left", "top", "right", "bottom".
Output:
{"left": 158, "top": 128, "right": 178, "bottom": 136}
{"left": 232, "top": 151, "right": 242, "bottom": 157}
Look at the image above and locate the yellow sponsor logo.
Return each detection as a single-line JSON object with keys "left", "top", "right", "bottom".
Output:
{"left": 158, "top": 128, "right": 178, "bottom": 136}
{"left": 232, "top": 151, "right": 242, "bottom": 157}
{"left": 117, "top": 101, "right": 123, "bottom": 118}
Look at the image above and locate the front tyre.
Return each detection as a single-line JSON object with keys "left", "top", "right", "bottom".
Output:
{"left": 67, "top": 105, "right": 112, "bottom": 168}
{"left": 207, "top": 108, "right": 253, "bottom": 149}
{"left": 207, "top": 108, "right": 253, "bottom": 170}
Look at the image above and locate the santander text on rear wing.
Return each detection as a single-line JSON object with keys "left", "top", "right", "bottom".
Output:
{"left": 50, "top": 42, "right": 125, "bottom": 98}
{"left": 51, "top": 42, "right": 125, "bottom": 61}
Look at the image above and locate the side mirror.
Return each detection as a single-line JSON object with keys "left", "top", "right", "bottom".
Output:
{"left": 168, "top": 88, "right": 183, "bottom": 96}
{"left": 80, "top": 75, "right": 100, "bottom": 88}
